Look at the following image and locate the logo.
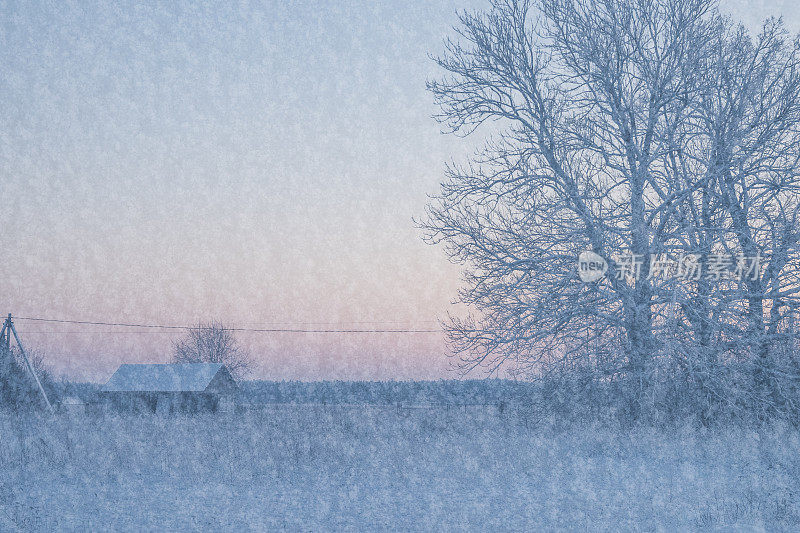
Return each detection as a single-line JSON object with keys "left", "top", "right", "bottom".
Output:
{"left": 577, "top": 251, "right": 607, "bottom": 282}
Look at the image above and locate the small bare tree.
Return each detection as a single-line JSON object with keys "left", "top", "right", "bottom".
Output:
{"left": 0, "top": 346, "right": 55, "bottom": 411}
{"left": 172, "top": 321, "right": 252, "bottom": 379}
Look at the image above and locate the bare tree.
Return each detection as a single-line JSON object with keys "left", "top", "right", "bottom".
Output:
{"left": 422, "top": 0, "right": 800, "bottom": 416}
{"left": 686, "top": 18, "right": 800, "bottom": 415}
{"left": 0, "top": 346, "right": 55, "bottom": 411}
{"left": 423, "top": 0, "right": 713, "bottom": 379}
{"left": 172, "top": 321, "right": 252, "bottom": 379}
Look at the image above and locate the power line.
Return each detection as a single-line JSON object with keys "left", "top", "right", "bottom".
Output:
{"left": 22, "top": 330, "right": 180, "bottom": 334}
{"left": 14, "top": 316, "right": 441, "bottom": 334}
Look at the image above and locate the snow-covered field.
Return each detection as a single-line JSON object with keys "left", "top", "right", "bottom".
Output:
{"left": 2, "top": 406, "right": 799, "bottom": 531}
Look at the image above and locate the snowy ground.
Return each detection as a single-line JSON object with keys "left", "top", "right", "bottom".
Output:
{"left": 1, "top": 406, "right": 799, "bottom": 531}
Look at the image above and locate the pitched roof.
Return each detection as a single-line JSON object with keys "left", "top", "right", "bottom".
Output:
{"left": 101, "top": 363, "right": 232, "bottom": 392}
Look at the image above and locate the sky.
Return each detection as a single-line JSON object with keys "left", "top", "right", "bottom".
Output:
{"left": 1, "top": 0, "right": 798, "bottom": 382}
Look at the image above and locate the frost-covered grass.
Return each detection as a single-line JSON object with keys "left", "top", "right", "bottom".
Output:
{"left": 1, "top": 406, "right": 799, "bottom": 531}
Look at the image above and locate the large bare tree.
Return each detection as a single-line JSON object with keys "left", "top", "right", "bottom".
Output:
{"left": 422, "top": 0, "right": 800, "bottom": 412}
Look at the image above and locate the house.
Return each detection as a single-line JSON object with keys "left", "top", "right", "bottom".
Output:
{"left": 100, "top": 363, "right": 237, "bottom": 414}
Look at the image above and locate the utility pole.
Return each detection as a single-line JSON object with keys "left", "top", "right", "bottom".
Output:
{"left": 0, "top": 314, "right": 54, "bottom": 413}
{"left": 1, "top": 313, "right": 10, "bottom": 353}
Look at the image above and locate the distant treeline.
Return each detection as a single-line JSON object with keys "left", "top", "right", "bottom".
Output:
{"left": 55, "top": 379, "right": 538, "bottom": 406}
{"left": 237, "top": 379, "right": 537, "bottom": 406}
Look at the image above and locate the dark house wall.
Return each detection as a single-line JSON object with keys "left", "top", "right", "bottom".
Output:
{"left": 100, "top": 391, "right": 221, "bottom": 414}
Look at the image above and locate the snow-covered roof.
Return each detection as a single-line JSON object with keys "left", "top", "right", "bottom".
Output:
{"left": 101, "top": 363, "right": 235, "bottom": 393}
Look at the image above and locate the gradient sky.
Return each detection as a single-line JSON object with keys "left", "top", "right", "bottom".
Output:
{"left": 1, "top": 0, "right": 797, "bottom": 382}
